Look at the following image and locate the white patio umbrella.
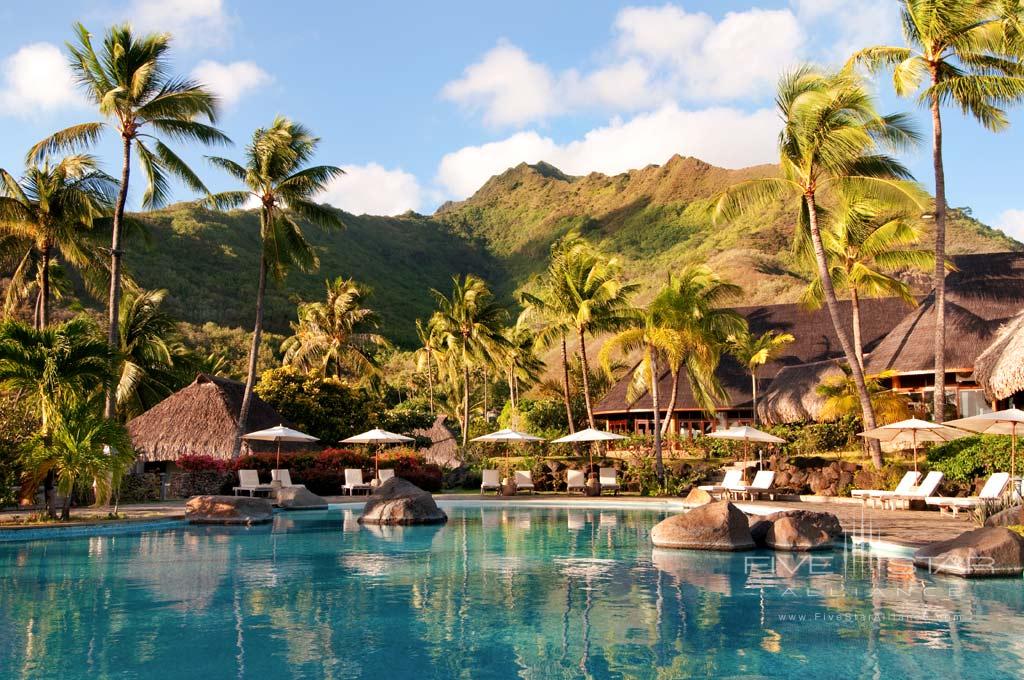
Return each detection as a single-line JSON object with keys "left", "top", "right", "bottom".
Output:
{"left": 706, "top": 426, "right": 786, "bottom": 464}
{"left": 472, "top": 429, "right": 546, "bottom": 483}
{"left": 243, "top": 424, "right": 319, "bottom": 469}
{"left": 947, "top": 408, "right": 1024, "bottom": 481}
{"left": 858, "top": 418, "right": 966, "bottom": 472}
{"left": 552, "top": 428, "right": 628, "bottom": 472}
{"left": 341, "top": 428, "right": 415, "bottom": 479}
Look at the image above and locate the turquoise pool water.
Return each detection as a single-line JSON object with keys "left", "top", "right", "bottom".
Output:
{"left": 2, "top": 503, "right": 1023, "bottom": 679}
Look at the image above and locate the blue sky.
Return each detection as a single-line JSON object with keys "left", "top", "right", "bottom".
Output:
{"left": 1, "top": 0, "right": 1023, "bottom": 240}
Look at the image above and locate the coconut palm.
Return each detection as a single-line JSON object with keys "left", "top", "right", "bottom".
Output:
{"left": 206, "top": 117, "right": 344, "bottom": 457}
{"left": 518, "top": 284, "right": 576, "bottom": 433}
{"left": 429, "top": 274, "right": 509, "bottom": 446}
{"left": 800, "top": 195, "right": 937, "bottom": 369}
{"left": 817, "top": 365, "right": 912, "bottom": 425}
{"left": 116, "top": 289, "right": 189, "bottom": 419}
{"left": 728, "top": 328, "right": 795, "bottom": 425}
{"left": 413, "top": 318, "right": 443, "bottom": 414}
{"left": 0, "top": 155, "right": 115, "bottom": 328}
{"left": 713, "top": 66, "right": 927, "bottom": 467}
{"left": 502, "top": 322, "right": 545, "bottom": 415}
{"left": 849, "top": 0, "right": 1024, "bottom": 421}
{"left": 281, "top": 277, "right": 390, "bottom": 383}
{"left": 28, "top": 24, "right": 229, "bottom": 418}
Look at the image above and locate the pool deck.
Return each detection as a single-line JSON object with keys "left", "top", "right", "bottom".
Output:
{"left": 0, "top": 493, "right": 980, "bottom": 548}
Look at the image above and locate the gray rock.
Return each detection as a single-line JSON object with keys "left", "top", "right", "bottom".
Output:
{"left": 984, "top": 505, "right": 1023, "bottom": 528}
{"left": 914, "top": 527, "right": 1024, "bottom": 578}
{"left": 651, "top": 501, "right": 755, "bottom": 551}
{"left": 765, "top": 515, "right": 833, "bottom": 551}
{"left": 275, "top": 486, "right": 328, "bottom": 510}
{"left": 185, "top": 495, "right": 273, "bottom": 525}
{"left": 359, "top": 477, "right": 448, "bottom": 525}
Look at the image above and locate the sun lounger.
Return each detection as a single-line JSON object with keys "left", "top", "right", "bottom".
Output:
{"left": 698, "top": 470, "right": 743, "bottom": 499}
{"left": 480, "top": 469, "right": 500, "bottom": 494}
{"left": 342, "top": 468, "right": 372, "bottom": 496}
{"left": 514, "top": 470, "right": 535, "bottom": 494}
{"left": 885, "top": 470, "right": 944, "bottom": 510}
{"left": 234, "top": 469, "right": 272, "bottom": 496}
{"left": 727, "top": 470, "right": 776, "bottom": 501}
{"left": 377, "top": 469, "right": 395, "bottom": 484}
{"left": 271, "top": 469, "right": 306, "bottom": 489}
{"left": 566, "top": 470, "right": 586, "bottom": 494}
{"left": 926, "top": 472, "right": 1011, "bottom": 517}
{"left": 851, "top": 471, "right": 921, "bottom": 508}
{"left": 599, "top": 467, "right": 621, "bottom": 495}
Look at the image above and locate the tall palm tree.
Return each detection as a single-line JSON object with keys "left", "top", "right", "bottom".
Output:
{"left": 0, "top": 155, "right": 115, "bottom": 328}
{"left": 503, "top": 322, "right": 545, "bottom": 415}
{"left": 713, "top": 67, "right": 926, "bottom": 467}
{"left": 849, "top": 0, "right": 1024, "bottom": 421}
{"left": 800, "top": 195, "right": 937, "bottom": 369}
{"left": 281, "top": 277, "right": 389, "bottom": 383}
{"left": 728, "top": 328, "right": 795, "bottom": 425}
{"left": 430, "top": 274, "right": 508, "bottom": 446}
{"left": 207, "top": 117, "right": 344, "bottom": 457}
{"left": 29, "top": 23, "right": 229, "bottom": 418}
{"left": 413, "top": 318, "right": 442, "bottom": 414}
{"left": 116, "top": 288, "right": 189, "bottom": 419}
{"left": 817, "top": 366, "right": 911, "bottom": 425}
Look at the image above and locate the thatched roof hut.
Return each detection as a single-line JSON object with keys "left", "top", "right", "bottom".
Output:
{"left": 975, "top": 310, "right": 1024, "bottom": 401}
{"left": 413, "top": 415, "right": 460, "bottom": 468}
{"left": 757, "top": 359, "right": 844, "bottom": 424}
{"left": 127, "top": 374, "right": 290, "bottom": 462}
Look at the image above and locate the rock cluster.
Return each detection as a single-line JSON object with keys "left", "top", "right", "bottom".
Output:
{"left": 359, "top": 478, "right": 447, "bottom": 525}
{"left": 750, "top": 510, "right": 842, "bottom": 551}
{"left": 652, "top": 502, "right": 844, "bottom": 552}
{"left": 185, "top": 495, "right": 273, "bottom": 525}
{"left": 913, "top": 527, "right": 1024, "bottom": 578}
{"left": 767, "top": 456, "right": 859, "bottom": 496}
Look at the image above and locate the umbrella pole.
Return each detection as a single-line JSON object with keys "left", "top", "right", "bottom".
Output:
{"left": 912, "top": 431, "right": 917, "bottom": 473}
{"left": 1013, "top": 423, "right": 1018, "bottom": 498}
{"left": 276, "top": 440, "right": 281, "bottom": 471}
{"left": 375, "top": 445, "right": 380, "bottom": 481}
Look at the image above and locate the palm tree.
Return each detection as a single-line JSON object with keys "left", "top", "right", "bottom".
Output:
{"left": 429, "top": 274, "right": 508, "bottom": 446}
{"left": 800, "top": 195, "right": 936, "bottom": 369}
{"left": 518, "top": 284, "right": 576, "bottom": 433}
{"left": 413, "top": 318, "right": 442, "bottom": 414}
{"left": 849, "top": 1, "right": 1024, "bottom": 421}
{"left": 281, "top": 277, "right": 389, "bottom": 383}
{"left": 503, "top": 322, "right": 545, "bottom": 416}
{"left": 713, "top": 66, "right": 926, "bottom": 467}
{"left": 0, "top": 155, "right": 115, "bottom": 328}
{"left": 206, "top": 117, "right": 344, "bottom": 457}
{"left": 116, "top": 289, "right": 189, "bottom": 419}
{"left": 817, "top": 365, "right": 911, "bottom": 425}
{"left": 728, "top": 328, "right": 795, "bottom": 425}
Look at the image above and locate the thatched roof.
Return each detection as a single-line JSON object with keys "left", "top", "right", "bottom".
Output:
{"left": 757, "top": 358, "right": 844, "bottom": 424}
{"left": 975, "top": 310, "right": 1024, "bottom": 401}
{"left": 127, "top": 374, "right": 290, "bottom": 462}
{"left": 413, "top": 415, "right": 460, "bottom": 468}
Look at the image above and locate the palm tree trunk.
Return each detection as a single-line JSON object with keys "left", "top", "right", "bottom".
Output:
{"left": 851, "top": 288, "right": 864, "bottom": 371}
{"left": 462, "top": 349, "right": 470, "bottom": 447}
{"left": 39, "top": 240, "right": 51, "bottom": 329}
{"left": 561, "top": 335, "right": 575, "bottom": 433}
{"left": 650, "top": 351, "right": 664, "bottom": 484}
{"left": 427, "top": 351, "right": 435, "bottom": 415}
{"left": 929, "top": 87, "right": 947, "bottom": 423}
{"left": 60, "top": 486, "right": 72, "bottom": 521}
{"left": 104, "top": 135, "right": 132, "bottom": 421}
{"left": 660, "top": 369, "right": 679, "bottom": 436}
{"left": 233, "top": 253, "right": 268, "bottom": 458}
{"left": 751, "top": 372, "right": 758, "bottom": 425}
{"left": 577, "top": 327, "right": 597, "bottom": 429}
{"left": 805, "top": 193, "right": 883, "bottom": 467}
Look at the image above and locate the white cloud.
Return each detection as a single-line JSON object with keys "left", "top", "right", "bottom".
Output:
{"left": 319, "top": 163, "right": 423, "bottom": 216}
{"left": 436, "top": 103, "right": 779, "bottom": 199}
{"left": 0, "top": 43, "right": 82, "bottom": 117}
{"left": 791, "top": 0, "right": 899, "bottom": 63}
{"left": 997, "top": 209, "right": 1024, "bottom": 242}
{"left": 191, "top": 60, "right": 271, "bottom": 106}
{"left": 125, "top": 0, "right": 230, "bottom": 48}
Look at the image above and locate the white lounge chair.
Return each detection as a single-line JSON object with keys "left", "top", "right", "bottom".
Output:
{"left": 926, "top": 472, "right": 1011, "bottom": 517}
{"left": 377, "top": 469, "right": 395, "bottom": 484}
{"left": 599, "top": 467, "right": 621, "bottom": 495}
{"left": 343, "top": 469, "right": 372, "bottom": 496}
{"left": 514, "top": 470, "right": 535, "bottom": 494}
{"left": 851, "top": 471, "right": 921, "bottom": 508}
{"left": 698, "top": 470, "right": 743, "bottom": 499}
{"left": 566, "top": 470, "right": 586, "bottom": 494}
{"left": 727, "top": 470, "right": 776, "bottom": 501}
{"left": 480, "top": 469, "right": 500, "bottom": 494}
{"left": 234, "top": 469, "right": 271, "bottom": 496}
{"left": 885, "top": 470, "right": 944, "bottom": 510}
{"left": 271, "top": 469, "right": 306, "bottom": 489}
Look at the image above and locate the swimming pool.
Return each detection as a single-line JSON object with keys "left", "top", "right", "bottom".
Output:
{"left": 1, "top": 503, "right": 1023, "bottom": 679}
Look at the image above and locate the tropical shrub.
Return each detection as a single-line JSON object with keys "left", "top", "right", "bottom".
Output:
{"left": 256, "top": 367, "right": 377, "bottom": 444}
{"left": 233, "top": 448, "right": 443, "bottom": 494}
{"left": 116, "top": 473, "right": 163, "bottom": 503}
{"left": 0, "top": 395, "right": 36, "bottom": 508}
{"left": 926, "top": 435, "right": 1015, "bottom": 483}
{"left": 176, "top": 454, "right": 232, "bottom": 472}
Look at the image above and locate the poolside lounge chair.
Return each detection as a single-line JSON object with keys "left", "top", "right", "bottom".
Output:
{"left": 727, "top": 470, "right": 776, "bottom": 501}
{"left": 377, "top": 469, "right": 395, "bottom": 484}
{"left": 514, "top": 470, "right": 535, "bottom": 494}
{"left": 851, "top": 471, "right": 921, "bottom": 508}
{"left": 885, "top": 470, "right": 944, "bottom": 510}
{"left": 926, "top": 472, "right": 1011, "bottom": 517}
{"left": 481, "top": 469, "right": 501, "bottom": 494}
{"left": 566, "top": 470, "right": 586, "bottom": 494}
{"left": 234, "top": 469, "right": 271, "bottom": 497}
{"left": 698, "top": 470, "right": 743, "bottom": 500}
{"left": 342, "top": 469, "right": 372, "bottom": 496}
{"left": 271, "top": 469, "right": 306, "bottom": 489}
{"left": 599, "top": 468, "right": 621, "bottom": 495}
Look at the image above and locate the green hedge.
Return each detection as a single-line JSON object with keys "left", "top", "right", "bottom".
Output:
{"left": 926, "top": 435, "right": 1015, "bottom": 483}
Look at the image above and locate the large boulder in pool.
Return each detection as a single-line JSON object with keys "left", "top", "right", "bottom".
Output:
{"left": 359, "top": 478, "right": 447, "bottom": 525}
{"left": 275, "top": 486, "right": 328, "bottom": 510}
{"left": 750, "top": 510, "right": 842, "bottom": 551}
{"left": 913, "top": 527, "right": 1024, "bottom": 578}
{"left": 651, "top": 501, "right": 754, "bottom": 551}
{"left": 186, "top": 495, "right": 273, "bottom": 525}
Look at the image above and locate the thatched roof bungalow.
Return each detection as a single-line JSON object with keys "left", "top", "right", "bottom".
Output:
{"left": 413, "top": 415, "right": 460, "bottom": 468}
{"left": 127, "top": 374, "right": 292, "bottom": 462}
{"left": 975, "top": 310, "right": 1024, "bottom": 402}
{"left": 757, "top": 359, "right": 844, "bottom": 425}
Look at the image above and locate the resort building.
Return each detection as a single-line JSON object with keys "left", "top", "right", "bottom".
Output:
{"left": 595, "top": 252, "right": 1024, "bottom": 433}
